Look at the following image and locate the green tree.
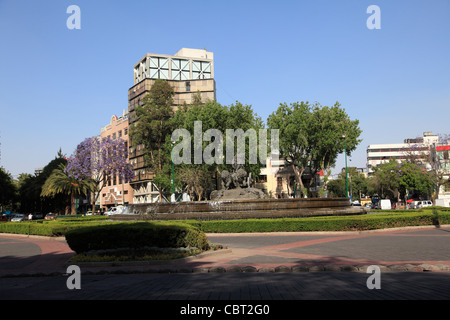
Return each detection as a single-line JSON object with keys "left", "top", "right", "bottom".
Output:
{"left": 15, "top": 150, "right": 68, "bottom": 214}
{"left": 327, "top": 168, "right": 368, "bottom": 200}
{"left": 172, "top": 100, "right": 265, "bottom": 200}
{"left": 17, "top": 173, "right": 38, "bottom": 213}
{"left": 225, "top": 101, "right": 265, "bottom": 180}
{"left": 267, "top": 102, "right": 311, "bottom": 196}
{"left": 0, "top": 167, "right": 16, "bottom": 212}
{"left": 267, "top": 101, "right": 361, "bottom": 197}
{"left": 41, "top": 164, "right": 95, "bottom": 215}
{"left": 172, "top": 99, "right": 227, "bottom": 200}
{"left": 129, "top": 79, "right": 176, "bottom": 202}
{"left": 308, "top": 103, "right": 362, "bottom": 195}
{"left": 326, "top": 178, "right": 346, "bottom": 198}
{"left": 38, "top": 151, "right": 68, "bottom": 214}
{"left": 369, "top": 160, "right": 434, "bottom": 201}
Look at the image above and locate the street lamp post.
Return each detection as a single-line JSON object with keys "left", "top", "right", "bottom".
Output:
{"left": 343, "top": 134, "right": 349, "bottom": 199}
{"left": 171, "top": 140, "right": 176, "bottom": 202}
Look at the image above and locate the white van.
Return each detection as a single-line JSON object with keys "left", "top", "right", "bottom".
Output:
{"left": 377, "top": 199, "right": 391, "bottom": 210}
{"left": 418, "top": 200, "right": 433, "bottom": 208}
{"left": 104, "top": 206, "right": 128, "bottom": 216}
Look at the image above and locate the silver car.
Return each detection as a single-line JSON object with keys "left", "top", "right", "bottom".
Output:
{"left": 11, "top": 214, "right": 25, "bottom": 222}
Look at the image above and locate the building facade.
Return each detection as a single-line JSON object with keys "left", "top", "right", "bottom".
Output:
{"left": 128, "top": 48, "right": 216, "bottom": 204}
{"left": 367, "top": 132, "right": 450, "bottom": 206}
{"left": 433, "top": 144, "right": 450, "bottom": 206}
{"left": 257, "top": 155, "right": 325, "bottom": 199}
{"left": 366, "top": 132, "right": 439, "bottom": 174}
{"left": 98, "top": 110, "right": 133, "bottom": 209}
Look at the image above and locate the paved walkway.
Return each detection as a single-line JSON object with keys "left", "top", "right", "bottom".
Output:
{"left": 1, "top": 225, "right": 449, "bottom": 277}
{"left": 1, "top": 226, "right": 450, "bottom": 301}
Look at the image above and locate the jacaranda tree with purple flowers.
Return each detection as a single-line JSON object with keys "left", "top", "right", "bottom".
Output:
{"left": 65, "top": 136, "right": 134, "bottom": 212}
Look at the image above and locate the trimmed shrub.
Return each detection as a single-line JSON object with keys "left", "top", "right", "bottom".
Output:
{"left": 65, "top": 221, "right": 209, "bottom": 254}
{"left": 197, "top": 210, "right": 450, "bottom": 233}
{"left": 0, "top": 221, "right": 68, "bottom": 237}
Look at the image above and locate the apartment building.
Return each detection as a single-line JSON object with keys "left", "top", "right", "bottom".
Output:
{"left": 128, "top": 48, "right": 216, "bottom": 203}
{"left": 99, "top": 110, "right": 133, "bottom": 209}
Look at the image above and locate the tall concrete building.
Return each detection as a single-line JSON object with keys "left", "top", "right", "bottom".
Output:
{"left": 128, "top": 48, "right": 216, "bottom": 203}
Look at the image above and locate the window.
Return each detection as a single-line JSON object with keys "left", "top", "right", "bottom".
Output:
{"left": 149, "top": 57, "right": 169, "bottom": 79}
{"left": 118, "top": 130, "right": 122, "bottom": 138}
{"left": 277, "top": 177, "right": 283, "bottom": 188}
{"left": 192, "top": 61, "right": 211, "bottom": 79}
{"left": 124, "top": 128, "right": 128, "bottom": 136}
{"left": 171, "top": 59, "right": 190, "bottom": 80}
{"left": 186, "top": 81, "right": 191, "bottom": 92}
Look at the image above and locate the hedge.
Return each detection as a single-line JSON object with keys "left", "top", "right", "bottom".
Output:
{"left": 0, "top": 221, "right": 69, "bottom": 237}
{"left": 195, "top": 210, "right": 450, "bottom": 233}
{"left": 0, "top": 218, "right": 114, "bottom": 237}
{"left": 64, "top": 221, "right": 209, "bottom": 254}
{"left": 1, "top": 209, "right": 449, "bottom": 240}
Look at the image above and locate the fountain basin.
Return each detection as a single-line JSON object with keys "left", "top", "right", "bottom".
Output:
{"left": 111, "top": 197, "right": 368, "bottom": 221}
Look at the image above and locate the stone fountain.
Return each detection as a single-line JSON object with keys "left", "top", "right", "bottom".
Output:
{"left": 112, "top": 164, "right": 368, "bottom": 221}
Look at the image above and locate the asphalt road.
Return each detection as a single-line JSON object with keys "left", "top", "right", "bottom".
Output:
{"left": 1, "top": 225, "right": 449, "bottom": 305}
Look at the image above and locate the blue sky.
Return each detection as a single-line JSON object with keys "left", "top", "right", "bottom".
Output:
{"left": 0, "top": 0, "right": 449, "bottom": 178}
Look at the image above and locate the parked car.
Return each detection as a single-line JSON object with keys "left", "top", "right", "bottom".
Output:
{"left": 44, "top": 213, "right": 57, "bottom": 220}
{"left": 410, "top": 200, "right": 433, "bottom": 209}
{"left": 418, "top": 200, "right": 433, "bottom": 208}
{"left": 11, "top": 214, "right": 25, "bottom": 222}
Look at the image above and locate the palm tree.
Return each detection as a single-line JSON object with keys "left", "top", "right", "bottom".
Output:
{"left": 41, "top": 164, "right": 95, "bottom": 215}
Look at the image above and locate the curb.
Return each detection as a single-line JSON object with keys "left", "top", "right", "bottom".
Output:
{"left": 66, "top": 248, "right": 233, "bottom": 268}
{"left": 2, "top": 263, "right": 449, "bottom": 278}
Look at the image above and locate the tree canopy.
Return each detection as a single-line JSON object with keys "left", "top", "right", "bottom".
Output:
{"left": 267, "top": 101, "right": 362, "bottom": 197}
{"left": 65, "top": 136, "right": 134, "bottom": 210}
{"left": 129, "top": 79, "right": 176, "bottom": 202}
{"left": 172, "top": 99, "right": 265, "bottom": 200}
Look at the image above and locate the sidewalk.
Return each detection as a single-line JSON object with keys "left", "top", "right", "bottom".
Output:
{"left": 1, "top": 225, "right": 450, "bottom": 277}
